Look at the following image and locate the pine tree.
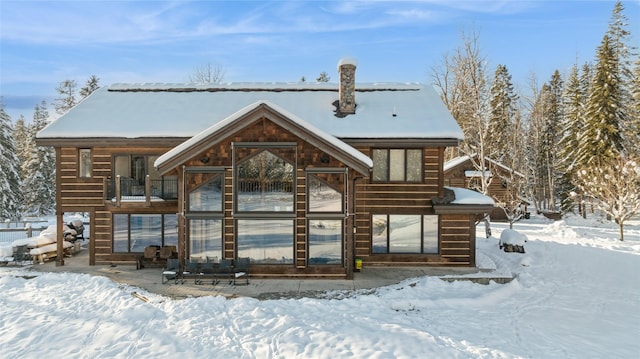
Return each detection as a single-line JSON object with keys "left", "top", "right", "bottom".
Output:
{"left": 0, "top": 102, "right": 23, "bottom": 220}
{"left": 528, "top": 83, "right": 552, "bottom": 210}
{"left": 628, "top": 59, "right": 640, "bottom": 157}
{"left": 606, "top": 1, "right": 633, "bottom": 81}
{"left": 487, "top": 64, "right": 518, "bottom": 163}
{"left": 316, "top": 71, "right": 330, "bottom": 82}
{"left": 577, "top": 35, "right": 625, "bottom": 166}
{"left": 605, "top": 1, "right": 636, "bottom": 157}
{"left": 54, "top": 79, "right": 78, "bottom": 115}
{"left": 79, "top": 75, "right": 100, "bottom": 99}
{"left": 527, "top": 71, "right": 563, "bottom": 212}
{"left": 13, "top": 115, "right": 29, "bottom": 170}
{"left": 22, "top": 101, "right": 56, "bottom": 216}
{"left": 558, "top": 65, "right": 584, "bottom": 212}
{"left": 559, "top": 65, "right": 583, "bottom": 171}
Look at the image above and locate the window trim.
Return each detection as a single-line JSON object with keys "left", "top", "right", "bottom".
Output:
{"left": 307, "top": 218, "right": 344, "bottom": 266}
{"left": 112, "top": 213, "right": 178, "bottom": 253}
{"left": 78, "top": 148, "right": 92, "bottom": 178}
{"left": 236, "top": 218, "right": 295, "bottom": 265}
{"left": 371, "top": 214, "right": 439, "bottom": 254}
{"left": 306, "top": 169, "right": 346, "bottom": 215}
{"left": 371, "top": 148, "right": 423, "bottom": 183}
{"left": 186, "top": 172, "right": 224, "bottom": 213}
{"left": 187, "top": 218, "right": 223, "bottom": 260}
{"left": 233, "top": 145, "right": 297, "bottom": 215}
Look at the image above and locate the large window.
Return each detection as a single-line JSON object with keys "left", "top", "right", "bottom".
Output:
{"left": 237, "top": 219, "right": 294, "bottom": 264}
{"left": 236, "top": 150, "right": 294, "bottom": 212}
{"left": 306, "top": 170, "right": 345, "bottom": 265}
{"left": 372, "top": 214, "right": 438, "bottom": 254}
{"left": 308, "top": 220, "right": 342, "bottom": 264}
{"left": 189, "top": 219, "right": 222, "bottom": 259}
{"left": 372, "top": 149, "right": 422, "bottom": 182}
{"left": 113, "top": 213, "right": 178, "bottom": 253}
{"left": 234, "top": 145, "right": 297, "bottom": 265}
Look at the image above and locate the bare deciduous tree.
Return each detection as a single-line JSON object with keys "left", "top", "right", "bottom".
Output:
{"left": 574, "top": 157, "right": 640, "bottom": 241}
{"left": 432, "top": 29, "right": 493, "bottom": 195}
{"left": 188, "top": 63, "right": 226, "bottom": 84}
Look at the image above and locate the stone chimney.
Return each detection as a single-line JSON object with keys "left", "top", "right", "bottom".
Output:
{"left": 338, "top": 58, "right": 357, "bottom": 114}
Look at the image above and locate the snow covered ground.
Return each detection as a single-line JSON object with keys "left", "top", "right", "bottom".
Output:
{"left": 1, "top": 213, "right": 638, "bottom": 358}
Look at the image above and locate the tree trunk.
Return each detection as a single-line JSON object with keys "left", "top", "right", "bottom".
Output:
{"left": 619, "top": 221, "right": 624, "bottom": 241}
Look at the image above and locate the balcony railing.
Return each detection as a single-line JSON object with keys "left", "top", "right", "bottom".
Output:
{"left": 106, "top": 175, "right": 178, "bottom": 206}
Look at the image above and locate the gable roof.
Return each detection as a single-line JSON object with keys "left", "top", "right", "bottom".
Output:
{"left": 37, "top": 82, "right": 462, "bottom": 141}
{"left": 155, "top": 101, "right": 373, "bottom": 176}
{"left": 444, "top": 154, "right": 525, "bottom": 178}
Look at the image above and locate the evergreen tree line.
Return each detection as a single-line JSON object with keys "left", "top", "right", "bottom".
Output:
{"left": 433, "top": 2, "right": 639, "bottom": 238}
{"left": 0, "top": 76, "right": 100, "bottom": 220}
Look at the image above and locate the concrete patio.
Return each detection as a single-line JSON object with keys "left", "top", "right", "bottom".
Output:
{"left": 28, "top": 245, "right": 509, "bottom": 300}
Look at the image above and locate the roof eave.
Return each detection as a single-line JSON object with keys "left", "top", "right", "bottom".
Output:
{"left": 156, "top": 101, "right": 373, "bottom": 176}
{"left": 432, "top": 204, "right": 495, "bottom": 214}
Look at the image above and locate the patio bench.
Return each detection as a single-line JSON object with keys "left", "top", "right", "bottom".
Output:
{"left": 181, "top": 258, "right": 204, "bottom": 284}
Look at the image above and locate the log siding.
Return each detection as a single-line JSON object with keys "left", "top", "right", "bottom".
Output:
{"left": 45, "top": 109, "right": 485, "bottom": 275}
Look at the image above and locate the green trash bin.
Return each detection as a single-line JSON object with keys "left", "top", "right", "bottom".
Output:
{"left": 355, "top": 258, "right": 362, "bottom": 272}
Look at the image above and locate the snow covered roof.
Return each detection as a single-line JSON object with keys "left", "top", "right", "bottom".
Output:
{"left": 444, "top": 154, "right": 525, "bottom": 178}
{"left": 465, "top": 170, "right": 492, "bottom": 178}
{"left": 37, "top": 82, "right": 462, "bottom": 140}
{"left": 446, "top": 187, "right": 495, "bottom": 205}
{"left": 155, "top": 101, "right": 373, "bottom": 174}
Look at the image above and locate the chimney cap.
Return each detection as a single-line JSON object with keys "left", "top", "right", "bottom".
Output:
{"left": 338, "top": 58, "right": 358, "bottom": 68}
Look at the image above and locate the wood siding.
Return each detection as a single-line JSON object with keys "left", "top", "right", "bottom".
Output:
{"left": 351, "top": 147, "right": 474, "bottom": 266}
{"left": 56, "top": 144, "right": 181, "bottom": 265}
{"left": 52, "top": 114, "right": 477, "bottom": 273}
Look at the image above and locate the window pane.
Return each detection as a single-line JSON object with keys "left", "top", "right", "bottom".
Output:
{"left": 189, "top": 176, "right": 222, "bottom": 212}
{"left": 79, "top": 149, "right": 92, "bottom": 178}
{"left": 237, "top": 220, "right": 293, "bottom": 264}
{"left": 114, "top": 155, "right": 130, "bottom": 178}
{"left": 308, "top": 174, "right": 343, "bottom": 212}
{"left": 389, "top": 215, "right": 421, "bottom": 253}
{"left": 189, "top": 219, "right": 222, "bottom": 259}
{"left": 163, "top": 214, "right": 179, "bottom": 247}
{"left": 372, "top": 214, "right": 388, "bottom": 254}
{"left": 389, "top": 149, "right": 405, "bottom": 181}
{"left": 237, "top": 151, "right": 294, "bottom": 212}
{"left": 130, "top": 214, "right": 162, "bottom": 252}
{"left": 406, "top": 149, "right": 422, "bottom": 182}
{"left": 113, "top": 214, "right": 129, "bottom": 252}
{"left": 372, "top": 150, "right": 388, "bottom": 181}
{"left": 131, "top": 156, "right": 146, "bottom": 185}
{"left": 309, "top": 220, "right": 342, "bottom": 265}
{"left": 423, "top": 215, "right": 439, "bottom": 254}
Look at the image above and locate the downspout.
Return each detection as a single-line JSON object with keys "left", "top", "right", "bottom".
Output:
{"left": 55, "top": 147, "right": 64, "bottom": 266}
{"left": 180, "top": 165, "right": 187, "bottom": 263}
{"left": 346, "top": 172, "right": 365, "bottom": 279}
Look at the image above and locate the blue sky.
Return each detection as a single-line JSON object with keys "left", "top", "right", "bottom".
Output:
{"left": 1, "top": 0, "right": 638, "bottom": 121}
